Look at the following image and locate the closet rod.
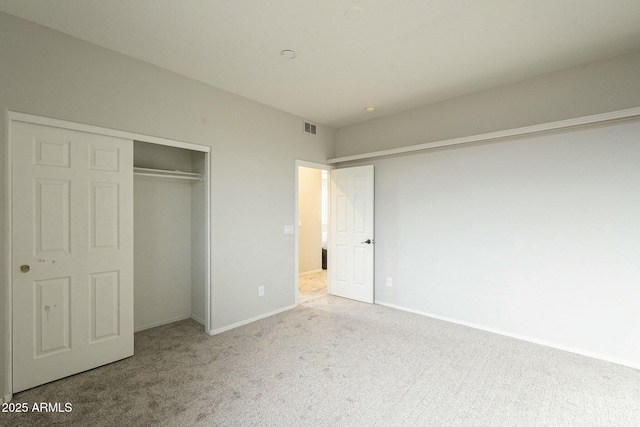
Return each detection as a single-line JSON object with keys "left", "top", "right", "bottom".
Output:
{"left": 133, "top": 167, "right": 203, "bottom": 181}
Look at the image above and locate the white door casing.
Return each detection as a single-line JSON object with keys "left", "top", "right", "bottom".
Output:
{"left": 329, "top": 165, "right": 374, "bottom": 303}
{"left": 12, "top": 121, "right": 134, "bottom": 392}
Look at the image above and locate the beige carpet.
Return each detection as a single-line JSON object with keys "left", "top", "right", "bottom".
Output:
{"left": 3, "top": 274, "right": 639, "bottom": 426}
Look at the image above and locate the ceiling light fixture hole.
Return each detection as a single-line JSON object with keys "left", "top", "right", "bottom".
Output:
{"left": 281, "top": 49, "right": 296, "bottom": 59}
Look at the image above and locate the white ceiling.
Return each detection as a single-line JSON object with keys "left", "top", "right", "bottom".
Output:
{"left": 1, "top": 1, "right": 639, "bottom": 129}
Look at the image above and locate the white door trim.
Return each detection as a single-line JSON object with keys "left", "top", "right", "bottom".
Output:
{"left": 294, "top": 160, "right": 333, "bottom": 307}
{"left": 4, "top": 111, "right": 213, "bottom": 400}
{"left": 4, "top": 110, "right": 15, "bottom": 403}
{"left": 8, "top": 112, "right": 210, "bottom": 153}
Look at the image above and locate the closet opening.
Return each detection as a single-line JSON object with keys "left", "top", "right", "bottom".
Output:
{"left": 133, "top": 141, "right": 210, "bottom": 333}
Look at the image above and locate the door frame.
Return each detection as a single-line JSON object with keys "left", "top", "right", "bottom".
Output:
{"left": 294, "top": 160, "right": 333, "bottom": 306}
{"left": 4, "top": 111, "right": 213, "bottom": 400}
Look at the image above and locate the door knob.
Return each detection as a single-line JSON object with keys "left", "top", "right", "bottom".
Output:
{"left": 18, "top": 264, "right": 31, "bottom": 273}
{"left": 361, "top": 239, "right": 374, "bottom": 244}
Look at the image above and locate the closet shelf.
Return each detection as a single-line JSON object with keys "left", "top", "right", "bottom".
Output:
{"left": 133, "top": 167, "right": 203, "bottom": 181}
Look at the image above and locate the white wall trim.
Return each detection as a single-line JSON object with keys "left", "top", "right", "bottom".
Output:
{"left": 190, "top": 314, "right": 205, "bottom": 326}
{"left": 375, "top": 300, "right": 640, "bottom": 370}
{"left": 329, "top": 106, "right": 640, "bottom": 163}
{"left": 3, "top": 109, "right": 13, "bottom": 403}
{"left": 204, "top": 152, "right": 212, "bottom": 335}
{"left": 296, "top": 160, "right": 334, "bottom": 170}
{"left": 8, "top": 111, "right": 210, "bottom": 153}
{"left": 210, "top": 304, "right": 297, "bottom": 335}
{"left": 134, "top": 314, "right": 193, "bottom": 333}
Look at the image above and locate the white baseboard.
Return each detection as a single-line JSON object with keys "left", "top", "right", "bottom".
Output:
{"left": 4, "top": 393, "right": 12, "bottom": 403}
{"left": 375, "top": 300, "right": 640, "bottom": 371}
{"left": 134, "top": 314, "right": 192, "bottom": 332}
{"left": 190, "top": 314, "right": 205, "bottom": 326}
{"left": 211, "top": 304, "right": 297, "bottom": 335}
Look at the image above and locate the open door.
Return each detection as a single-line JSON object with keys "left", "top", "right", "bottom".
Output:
{"left": 11, "top": 121, "right": 134, "bottom": 392}
{"left": 329, "top": 165, "right": 374, "bottom": 303}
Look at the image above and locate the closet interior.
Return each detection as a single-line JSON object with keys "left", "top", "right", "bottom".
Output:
{"left": 133, "top": 141, "right": 207, "bottom": 332}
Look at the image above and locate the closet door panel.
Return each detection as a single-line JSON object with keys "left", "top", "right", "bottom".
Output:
{"left": 12, "top": 121, "right": 134, "bottom": 393}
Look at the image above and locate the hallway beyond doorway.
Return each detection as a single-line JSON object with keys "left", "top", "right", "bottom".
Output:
{"left": 298, "top": 270, "right": 327, "bottom": 304}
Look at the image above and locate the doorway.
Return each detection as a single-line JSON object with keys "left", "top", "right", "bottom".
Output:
{"left": 295, "top": 161, "right": 332, "bottom": 305}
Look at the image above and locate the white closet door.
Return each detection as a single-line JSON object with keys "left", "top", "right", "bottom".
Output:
{"left": 12, "top": 121, "right": 134, "bottom": 392}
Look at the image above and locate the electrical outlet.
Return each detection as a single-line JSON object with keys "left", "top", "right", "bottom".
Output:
{"left": 258, "top": 286, "right": 264, "bottom": 297}
{"left": 386, "top": 277, "right": 393, "bottom": 287}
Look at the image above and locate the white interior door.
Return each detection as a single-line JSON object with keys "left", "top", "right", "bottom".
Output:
{"left": 329, "top": 165, "right": 374, "bottom": 303}
{"left": 12, "top": 121, "right": 134, "bottom": 392}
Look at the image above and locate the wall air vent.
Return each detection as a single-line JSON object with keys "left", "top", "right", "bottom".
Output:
{"left": 304, "top": 121, "right": 317, "bottom": 136}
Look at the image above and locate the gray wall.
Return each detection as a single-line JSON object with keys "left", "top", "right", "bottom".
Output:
{"left": 134, "top": 176, "right": 193, "bottom": 330}
{"left": 336, "top": 52, "right": 640, "bottom": 367}
{"left": 0, "top": 12, "right": 334, "bottom": 399}
{"left": 336, "top": 51, "right": 640, "bottom": 157}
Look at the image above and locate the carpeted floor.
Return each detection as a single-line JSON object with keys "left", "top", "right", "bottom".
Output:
{"left": 3, "top": 272, "right": 639, "bottom": 426}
